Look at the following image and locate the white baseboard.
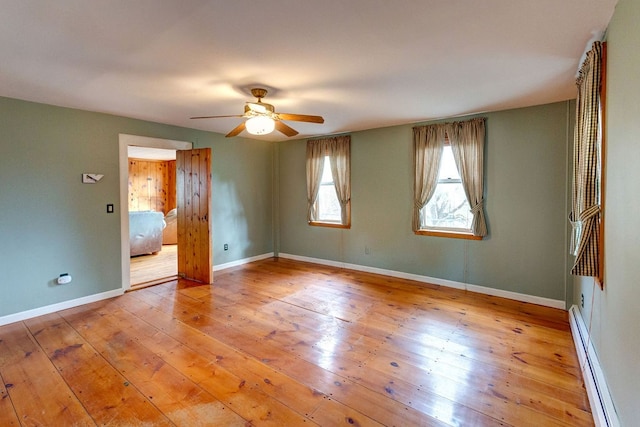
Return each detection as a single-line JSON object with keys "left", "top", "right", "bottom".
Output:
{"left": 0, "top": 252, "right": 274, "bottom": 327}
{"left": 1, "top": 252, "right": 563, "bottom": 326}
{"left": 214, "top": 252, "right": 275, "bottom": 272}
{"left": 568, "top": 305, "right": 620, "bottom": 427}
{"left": 277, "top": 253, "right": 565, "bottom": 309}
{"left": 0, "top": 288, "right": 124, "bottom": 327}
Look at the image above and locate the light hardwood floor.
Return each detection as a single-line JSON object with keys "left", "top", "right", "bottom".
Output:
{"left": 0, "top": 258, "right": 592, "bottom": 426}
{"left": 130, "top": 244, "right": 178, "bottom": 286}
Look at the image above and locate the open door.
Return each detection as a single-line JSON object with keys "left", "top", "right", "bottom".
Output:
{"left": 176, "top": 148, "right": 212, "bottom": 284}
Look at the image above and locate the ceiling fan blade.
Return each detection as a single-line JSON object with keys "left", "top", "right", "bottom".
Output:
{"left": 277, "top": 113, "right": 324, "bottom": 124}
{"left": 275, "top": 121, "right": 299, "bottom": 137}
{"left": 190, "top": 114, "right": 244, "bottom": 119}
{"left": 226, "top": 122, "right": 246, "bottom": 137}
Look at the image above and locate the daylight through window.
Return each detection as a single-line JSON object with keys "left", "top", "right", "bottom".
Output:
{"left": 317, "top": 156, "right": 342, "bottom": 222}
{"left": 422, "top": 145, "right": 472, "bottom": 231}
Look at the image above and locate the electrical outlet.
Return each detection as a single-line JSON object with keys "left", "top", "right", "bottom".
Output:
{"left": 581, "top": 293, "right": 584, "bottom": 308}
{"left": 224, "top": 243, "right": 229, "bottom": 251}
{"left": 365, "top": 246, "right": 370, "bottom": 255}
{"left": 57, "top": 273, "right": 72, "bottom": 285}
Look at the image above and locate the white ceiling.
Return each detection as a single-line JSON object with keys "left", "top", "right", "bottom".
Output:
{"left": 0, "top": 1, "right": 617, "bottom": 141}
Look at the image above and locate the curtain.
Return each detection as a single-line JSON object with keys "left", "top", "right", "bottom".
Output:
{"left": 306, "top": 140, "right": 326, "bottom": 222}
{"left": 412, "top": 124, "right": 445, "bottom": 231}
{"left": 447, "top": 118, "right": 488, "bottom": 237}
{"left": 307, "top": 135, "right": 351, "bottom": 224}
{"left": 570, "top": 41, "right": 603, "bottom": 278}
{"left": 328, "top": 135, "right": 351, "bottom": 224}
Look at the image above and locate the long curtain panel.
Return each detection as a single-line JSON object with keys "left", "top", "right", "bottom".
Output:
{"left": 412, "top": 125, "right": 445, "bottom": 231}
{"left": 570, "top": 41, "right": 603, "bottom": 278}
{"left": 306, "top": 140, "right": 326, "bottom": 222}
{"left": 328, "top": 135, "right": 351, "bottom": 225}
{"left": 447, "top": 118, "right": 488, "bottom": 237}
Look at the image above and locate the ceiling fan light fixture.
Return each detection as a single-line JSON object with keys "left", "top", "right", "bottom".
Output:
{"left": 191, "top": 87, "right": 323, "bottom": 137}
{"left": 245, "top": 115, "right": 275, "bottom": 135}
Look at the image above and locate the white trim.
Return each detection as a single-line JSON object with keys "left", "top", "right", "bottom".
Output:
{"left": 277, "top": 253, "right": 565, "bottom": 309}
{"left": 118, "top": 134, "right": 192, "bottom": 292}
{"left": 0, "top": 252, "right": 274, "bottom": 326}
{"left": 568, "top": 305, "right": 620, "bottom": 427}
{"left": 214, "top": 252, "right": 275, "bottom": 272}
{"left": 0, "top": 289, "right": 123, "bottom": 327}
{"left": 1, "top": 251, "right": 566, "bottom": 326}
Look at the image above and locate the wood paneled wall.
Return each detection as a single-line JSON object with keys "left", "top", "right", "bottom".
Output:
{"left": 128, "top": 158, "right": 176, "bottom": 214}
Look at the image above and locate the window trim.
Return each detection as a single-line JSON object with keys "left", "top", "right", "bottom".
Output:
{"left": 306, "top": 136, "right": 351, "bottom": 228}
{"left": 312, "top": 156, "right": 343, "bottom": 225}
{"left": 596, "top": 42, "right": 607, "bottom": 288}
{"left": 416, "top": 140, "right": 480, "bottom": 239}
{"left": 309, "top": 160, "right": 351, "bottom": 228}
{"left": 414, "top": 229, "right": 482, "bottom": 240}
{"left": 309, "top": 217, "right": 351, "bottom": 229}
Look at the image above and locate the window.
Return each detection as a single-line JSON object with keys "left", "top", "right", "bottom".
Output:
{"left": 306, "top": 135, "right": 351, "bottom": 228}
{"left": 316, "top": 156, "right": 342, "bottom": 223}
{"left": 421, "top": 145, "right": 472, "bottom": 232}
{"left": 413, "top": 119, "right": 487, "bottom": 240}
{"left": 569, "top": 41, "right": 605, "bottom": 283}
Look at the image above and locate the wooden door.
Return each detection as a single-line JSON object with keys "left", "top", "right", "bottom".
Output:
{"left": 176, "top": 148, "right": 212, "bottom": 284}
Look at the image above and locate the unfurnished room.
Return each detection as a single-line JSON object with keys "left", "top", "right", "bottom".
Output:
{"left": 1, "top": 1, "right": 638, "bottom": 426}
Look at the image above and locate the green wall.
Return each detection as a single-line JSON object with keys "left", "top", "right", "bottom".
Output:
{"left": 278, "top": 102, "right": 573, "bottom": 303}
{"left": 575, "top": 0, "right": 640, "bottom": 423}
{"left": 0, "top": 97, "right": 273, "bottom": 317}
{"left": 0, "top": 95, "right": 576, "bottom": 324}
{"left": 205, "top": 134, "right": 274, "bottom": 264}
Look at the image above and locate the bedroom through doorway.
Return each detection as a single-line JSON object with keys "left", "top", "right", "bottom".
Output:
{"left": 127, "top": 146, "right": 178, "bottom": 288}
{"left": 119, "top": 135, "right": 193, "bottom": 290}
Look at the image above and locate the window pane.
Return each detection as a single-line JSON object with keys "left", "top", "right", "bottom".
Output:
{"left": 318, "top": 184, "right": 341, "bottom": 222}
{"left": 317, "top": 156, "right": 341, "bottom": 222}
{"left": 423, "top": 182, "right": 472, "bottom": 229}
{"left": 423, "top": 146, "right": 472, "bottom": 230}
{"left": 438, "top": 146, "right": 460, "bottom": 180}
{"left": 321, "top": 156, "right": 333, "bottom": 184}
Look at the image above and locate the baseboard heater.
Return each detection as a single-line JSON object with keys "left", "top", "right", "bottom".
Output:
{"left": 568, "top": 305, "right": 620, "bottom": 427}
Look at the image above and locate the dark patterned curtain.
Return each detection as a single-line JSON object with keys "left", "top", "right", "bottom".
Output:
{"left": 570, "top": 41, "right": 603, "bottom": 278}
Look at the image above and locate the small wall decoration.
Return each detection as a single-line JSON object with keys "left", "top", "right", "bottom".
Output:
{"left": 82, "top": 173, "right": 104, "bottom": 183}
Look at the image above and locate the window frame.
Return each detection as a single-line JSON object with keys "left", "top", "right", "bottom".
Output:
{"left": 306, "top": 136, "right": 351, "bottom": 229}
{"left": 414, "top": 137, "right": 482, "bottom": 241}
{"left": 309, "top": 155, "right": 351, "bottom": 229}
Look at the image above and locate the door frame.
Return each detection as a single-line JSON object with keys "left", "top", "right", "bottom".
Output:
{"left": 118, "top": 134, "right": 192, "bottom": 291}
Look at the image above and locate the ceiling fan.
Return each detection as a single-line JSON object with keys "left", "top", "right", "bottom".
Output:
{"left": 191, "top": 88, "right": 324, "bottom": 138}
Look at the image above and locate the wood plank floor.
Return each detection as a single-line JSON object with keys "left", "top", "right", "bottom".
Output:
{"left": 130, "top": 244, "right": 178, "bottom": 286}
{"left": 0, "top": 258, "right": 592, "bottom": 426}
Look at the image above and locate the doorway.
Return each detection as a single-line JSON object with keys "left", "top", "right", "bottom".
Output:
{"left": 128, "top": 148, "right": 178, "bottom": 287}
{"left": 119, "top": 134, "right": 192, "bottom": 291}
